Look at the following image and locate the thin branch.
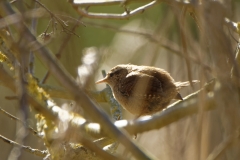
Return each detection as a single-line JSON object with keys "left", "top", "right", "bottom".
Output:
{"left": 55, "top": 14, "right": 86, "bottom": 26}
{"left": 93, "top": 137, "right": 116, "bottom": 148}
{"left": 34, "top": 0, "right": 81, "bottom": 38}
{"left": 72, "top": 0, "right": 150, "bottom": 6}
{"left": 224, "top": 18, "right": 240, "bottom": 35}
{"left": 0, "top": 134, "right": 48, "bottom": 158}
{"left": 75, "top": 0, "right": 158, "bottom": 19}
{"left": 76, "top": 134, "right": 125, "bottom": 160}
{"left": 41, "top": 15, "right": 83, "bottom": 84}
{"left": 0, "top": 107, "right": 38, "bottom": 136}
{"left": 71, "top": 0, "right": 199, "bottom": 20}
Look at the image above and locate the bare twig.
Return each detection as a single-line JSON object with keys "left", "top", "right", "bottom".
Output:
{"left": 224, "top": 18, "right": 240, "bottom": 35}
{"left": 93, "top": 137, "right": 116, "bottom": 148}
{"left": 0, "top": 134, "right": 48, "bottom": 157}
{"left": 34, "top": 0, "right": 81, "bottom": 37}
{"left": 75, "top": 0, "right": 158, "bottom": 19}
{"left": 76, "top": 134, "right": 125, "bottom": 160}
{"left": 72, "top": 0, "right": 150, "bottom": 6}
{"left": 0, "top": 107, "right": 38, "bottom": 136}
{"left": 41, "top": 15, "right": 83, "bottom": 84}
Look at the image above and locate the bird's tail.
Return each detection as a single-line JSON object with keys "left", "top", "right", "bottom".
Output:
{"left": 174, "top": 80, "right": 200, "bottom": 89}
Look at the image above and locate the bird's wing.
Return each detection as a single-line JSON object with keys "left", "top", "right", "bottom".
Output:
{"left": 118, "top": 72, "right": 163, "bottom": 97}
{"left": 134, "top": 67, "right": 177, "bottom": 91}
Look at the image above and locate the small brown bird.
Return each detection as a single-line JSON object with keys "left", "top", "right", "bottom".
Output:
{"left": 96, "top": 64, "right": 199, "bottom": 117}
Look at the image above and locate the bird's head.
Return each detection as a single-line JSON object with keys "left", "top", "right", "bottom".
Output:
{"left": 96, "top": 64, "right": 129, "bottom": 87}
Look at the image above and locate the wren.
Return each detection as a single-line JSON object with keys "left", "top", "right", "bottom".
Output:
{"left": 96, "top": 64, "right": 199, "bottom": 117}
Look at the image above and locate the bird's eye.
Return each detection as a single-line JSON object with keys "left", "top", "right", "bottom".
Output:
{"left": 109, "top": 73, "right": 114, "bottom": 77}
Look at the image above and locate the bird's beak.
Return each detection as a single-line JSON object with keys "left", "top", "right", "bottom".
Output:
{"left": 96, "top": 77, "right": 108, "bottom": 84}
